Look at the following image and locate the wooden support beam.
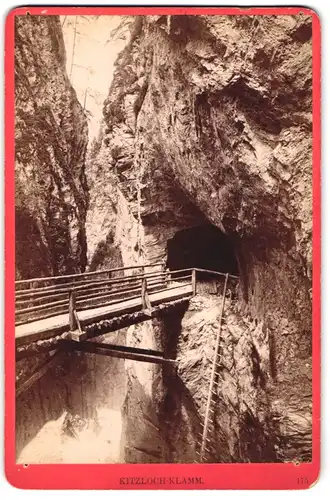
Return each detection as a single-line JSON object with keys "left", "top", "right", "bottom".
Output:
{"left": 74, "top": 310, "right": 82, "bottom": 333}
{"left": 60, "top": 339, "right": 176, "bottom": 365}
{"left": 65, "top": 340, "right": 165, "bottom": 357}
{"left": 16, "top": 351, "right": 60, "bottom": 398}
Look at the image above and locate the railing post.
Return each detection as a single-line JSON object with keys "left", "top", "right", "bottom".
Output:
{"left": 141, "top": 265, "right": 145, "bottom": 289}
{"left": 165, "top": 268, "right": 171, "bottom": 287}
{"left": 69, "top": 289, "right": 77, "bottom": 331}
{"left": 192, "top": 269, "right": 197, "bottom": 296}
{"left": 141, "top": 276, "right": 152, "bottom": 314}
{"left": 161, "top": 262, "right": 166, "bottom": 287}
{"left": 69, "top": 288, "right": 87, "bottom": 342}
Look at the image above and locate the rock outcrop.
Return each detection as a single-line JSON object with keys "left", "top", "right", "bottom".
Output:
{"left": 96, "top": 14, "right": 312, "bottom": 463}
{"left": 15, "top": 15, "right": 89, "bottom": 279}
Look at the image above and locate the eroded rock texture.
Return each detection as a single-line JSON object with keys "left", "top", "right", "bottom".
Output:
{"left": 96, "top": 14, "right": 312, "bottom": 463}
{"left": 15, "top": 15, "right": 89, "bottom": 279}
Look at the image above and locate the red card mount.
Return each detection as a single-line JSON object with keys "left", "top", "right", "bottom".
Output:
{"left": 5, "top": 5, "right": 321, "bottom": 490}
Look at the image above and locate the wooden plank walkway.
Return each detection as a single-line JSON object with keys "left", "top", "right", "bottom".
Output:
{"left": 15, "top": 283, "right": 193, "bottom": 346}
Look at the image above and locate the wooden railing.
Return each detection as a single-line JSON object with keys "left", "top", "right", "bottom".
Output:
{"left": 15, "top": 264, "right": 193, "bottom": 325}
{"left": 15, "top": 265, "right": 238, "bottom": 326}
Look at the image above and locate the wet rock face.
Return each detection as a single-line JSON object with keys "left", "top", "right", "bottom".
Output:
{"left": 99, "top": 14, "right": 312, "bottom": 463}
{"left": 15, "top": 15, "right": 89, "bottom": 279}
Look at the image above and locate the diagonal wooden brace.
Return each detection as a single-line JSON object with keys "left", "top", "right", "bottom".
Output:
{"left": 68, "top": 289, "right": 87, "bottom": 341}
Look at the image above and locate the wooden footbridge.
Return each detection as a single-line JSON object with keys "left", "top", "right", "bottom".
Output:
{"left": 16, "top": 263, "right": 239, "bottom": 463}
{"left": 16, "top": 263, "right": 195, "bottom": 351}
{"left": 16, "top": 264, "right": 237, "bottom": 359}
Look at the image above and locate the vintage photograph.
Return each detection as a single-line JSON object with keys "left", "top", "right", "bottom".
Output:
{"left": 14, "top": 12, "right": 313, "bottom": 465}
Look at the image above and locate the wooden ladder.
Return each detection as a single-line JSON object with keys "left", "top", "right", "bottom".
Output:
{"left": 197, "top": 273, "right": 229, "bottom": 463}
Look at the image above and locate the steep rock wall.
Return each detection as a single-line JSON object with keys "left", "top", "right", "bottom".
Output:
{"left": 85, "top": 129, "right": 124, "bottom": 270}
{"left": 15, "top": 15, "right": 89, "bottom": 279}
{"left": 16, "top": 332, "right": 127, "bottom": 463}
{"left": 98, "top": 14, "right": 312, "bottom": 463}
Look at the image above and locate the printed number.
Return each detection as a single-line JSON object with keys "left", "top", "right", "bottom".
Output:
{"left": 297, "top": 477, "right": 309, "bottom": 485}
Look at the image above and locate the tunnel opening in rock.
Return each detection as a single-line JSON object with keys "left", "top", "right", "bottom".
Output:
{"left": 166, "top": 224, "right": 239, "bottom": 278}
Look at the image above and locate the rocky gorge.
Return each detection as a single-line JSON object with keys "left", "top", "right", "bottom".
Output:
{"left": 15, "top": 13, "right": 313, "bottom": 465}
{"left": 15, "top": 15, "right": 89, "bottom": 280}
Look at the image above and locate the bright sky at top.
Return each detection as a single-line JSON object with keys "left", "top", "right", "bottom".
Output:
{"left": 60, "top": 15, "right": 129, "bottom": 141}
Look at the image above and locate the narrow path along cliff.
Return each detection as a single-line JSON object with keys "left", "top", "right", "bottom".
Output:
{"left": 15, "top": 13, "right": 312, "bottom": 464}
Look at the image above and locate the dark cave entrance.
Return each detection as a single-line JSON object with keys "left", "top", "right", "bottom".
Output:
{"left": 166, "top": 224, "right": 239, "bottom": 277}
